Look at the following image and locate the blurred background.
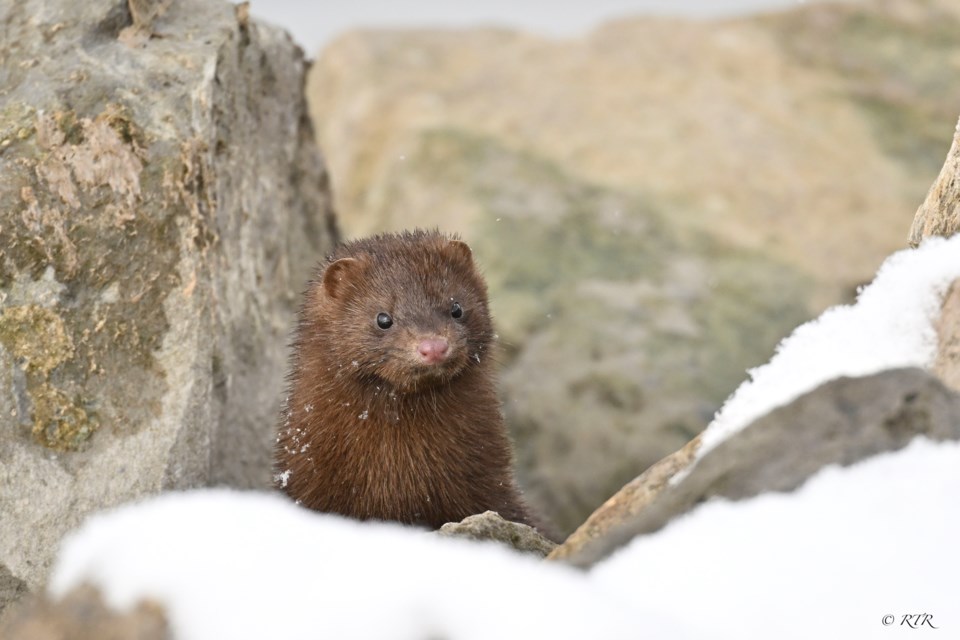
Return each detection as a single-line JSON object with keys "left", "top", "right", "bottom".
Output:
{"left": 250, "top": 0, "right": 960, "bottom": 535}
{"left": 248, "top": 0, "right": 851, "bottom": 55}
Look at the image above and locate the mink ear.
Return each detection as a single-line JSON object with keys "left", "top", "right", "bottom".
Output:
{"left": 322, "top": 257, "right": 362, "bottom": 299}
{"left": 445, "top": 239, "right": 474, "bottom": 264}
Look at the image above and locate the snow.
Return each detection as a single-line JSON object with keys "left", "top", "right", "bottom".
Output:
{"left": 696, "top": 234, "right": 960, "bottom": 460}
{"left": 591, "top": 437, "right": 960, "bottom": 640}
{"left": 48, "top": 438, "right": 959, "bottom": 640}
{"left": 48, "top": 490, "right": 684, "bottom": 640}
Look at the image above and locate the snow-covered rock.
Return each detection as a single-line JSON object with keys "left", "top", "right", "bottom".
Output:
{"left": 553, "top": 234, "right": 960, "bottom": 564}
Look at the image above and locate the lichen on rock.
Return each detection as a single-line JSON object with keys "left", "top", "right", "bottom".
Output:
{"left": 28, "top": 382, "right": 99, "bottom": 450}
{"left": 0, "top": 305, "right": 74, "bottom": 376}
{"left": 0, "top": 304, "right": 95, "bottom": 450}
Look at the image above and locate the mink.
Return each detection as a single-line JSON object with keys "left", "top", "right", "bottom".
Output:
{"left": 274, "top": 229, "right": 543, "bottom": 533}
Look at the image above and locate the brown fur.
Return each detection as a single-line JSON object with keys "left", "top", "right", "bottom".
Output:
{"left": 275, "top": 230, "right": 537, "bottom": 530}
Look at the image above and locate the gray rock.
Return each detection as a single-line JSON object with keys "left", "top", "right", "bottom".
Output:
{"left": 0, "top": 565, "right": 28, "bottom": 623}
{"left": 0, "top": 0, "right": 336, "bottom": 607}
{"left": 555, "top": 368, "right": 960, "bottom": 567}
{"left": 438, "top": 511, "right": 557, "bottom": 558}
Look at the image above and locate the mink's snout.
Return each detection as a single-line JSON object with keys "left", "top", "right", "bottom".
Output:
{"left": 416, "top": 337, "right": 450, "bottom": 365}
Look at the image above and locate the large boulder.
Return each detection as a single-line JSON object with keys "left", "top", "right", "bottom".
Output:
{"left": 0, "top": 0, "right": 336, "bottom": 611}
{"left": 306, "top": 0, "right": 960, "bottom": 534}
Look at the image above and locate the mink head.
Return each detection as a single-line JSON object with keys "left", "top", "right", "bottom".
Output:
{"left": 302, "top": 230, "right": 495, "bottom": 392}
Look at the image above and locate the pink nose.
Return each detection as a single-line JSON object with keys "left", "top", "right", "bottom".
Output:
{"left": 417, "top": 338, "right": 450, "bottom": 364}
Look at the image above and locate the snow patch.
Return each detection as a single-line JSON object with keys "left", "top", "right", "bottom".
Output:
{"left": 47, "top": 438, "right": 959, "bottom": 640}
{"left": 273, "top": 470, "right": 290, "bottom": 488}
{"left": 591, "top": 437, "right": 960, "bottom": 639}
{"left": 48, "top": 491, "right": 678, "bottom": 640}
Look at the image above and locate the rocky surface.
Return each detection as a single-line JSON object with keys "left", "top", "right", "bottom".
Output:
{"left": 934, "top": 278, "right": 960, "bottom": 392}
{"left": 0, "top": 0, "right": 336, "bottom": 611}
{"left": 551, "top": 368, "right": 960, "bottom": 567}
{"left": 0, "top": 585, "right": 169, "bottom": 640}
{"left": 438, "top": 511, "right": 557, "bottom": 558}
{"left": 910, "top": 115, "right": 960, "bottom": 246}
{"left": 0, "top": 566, "right": 29, "bottom": 626}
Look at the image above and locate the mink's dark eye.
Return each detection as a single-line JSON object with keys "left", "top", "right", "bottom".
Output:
{"left": 376, "top": 312, "right": 393, "bottom": 329}
{"left": 450, "top": 302, "right": 463, "bottom": 319}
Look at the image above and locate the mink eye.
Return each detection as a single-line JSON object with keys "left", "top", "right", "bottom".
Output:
{"left": 450, "top": 302, "right": 463, "bottom": 319}
{"left": 376, "top": 312, "right": 393, "bottom": 329}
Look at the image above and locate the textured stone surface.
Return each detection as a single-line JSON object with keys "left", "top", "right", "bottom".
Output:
{"left": 909, "top": 115, "right": 960, "bottom": 246}
{"left": 438, "top": 511, "right": 557, "bottom": 558}
{"left": 0, "top": 585, "right": 169, "bottom": 640}
{"left": 553, "top": 368, "right": 960, "bottom": 567}
{"left": 0, "top": 0, "right": 336, "bottom": 606}
{"left": 934, "top": 278, "right": 960, "bottom": 392}
{"left": 307, "top": 0, "right": 960, "bottom": 534}
{"left": 0, "top": 565, "right": 29, "bottom": 623}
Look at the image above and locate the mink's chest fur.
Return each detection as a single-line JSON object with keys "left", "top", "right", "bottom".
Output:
{"left": 274, "top": 230, "right": 536, "bottom": 530}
